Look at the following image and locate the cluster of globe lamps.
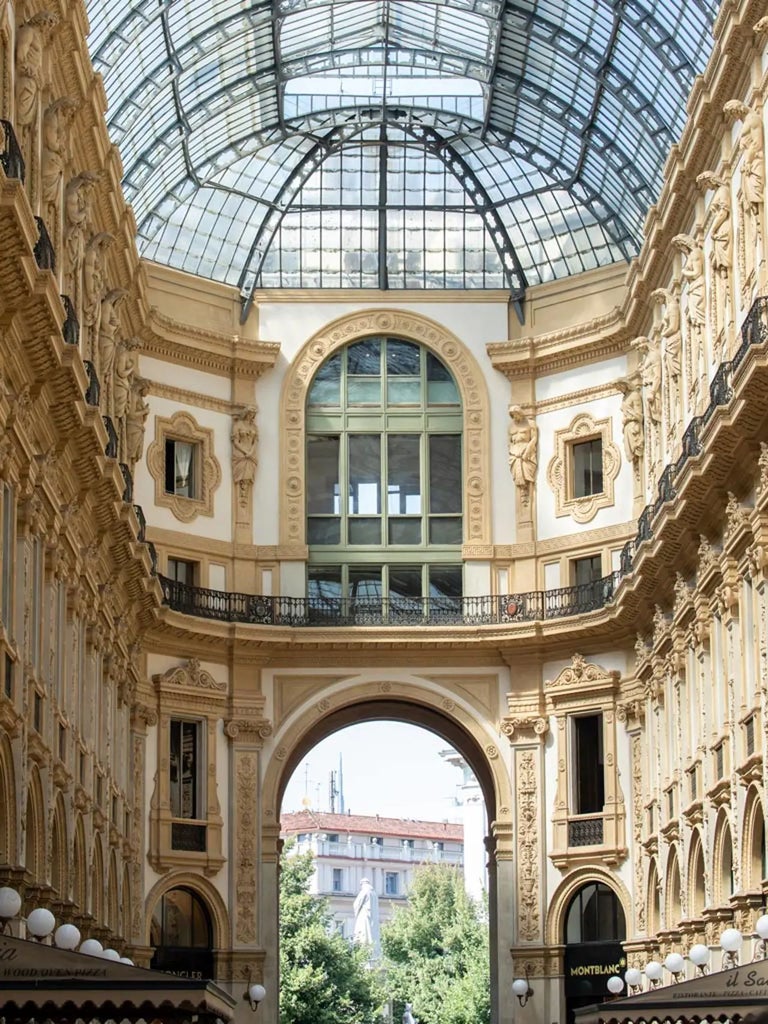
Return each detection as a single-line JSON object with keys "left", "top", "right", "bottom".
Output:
{"left": 0, "top": 885, "right": 134, "bottom": 961}
{"left": 605, "top": 918, "right": 768, "bottom": 997}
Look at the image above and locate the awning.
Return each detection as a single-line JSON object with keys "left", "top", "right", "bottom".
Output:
{"left": 574, "top": 960, "right": 768, "bottom": 1024}
{"left": 0, "top": 932, "right": 237, "bottom": 1023}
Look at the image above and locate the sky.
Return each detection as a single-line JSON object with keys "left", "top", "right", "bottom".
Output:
{"left": 281, "top": 721, "right": 465, "bottom": 823}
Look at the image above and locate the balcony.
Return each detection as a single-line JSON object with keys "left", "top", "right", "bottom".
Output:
{"left": 0, "top": 120, "right": 25, "bottom": 181}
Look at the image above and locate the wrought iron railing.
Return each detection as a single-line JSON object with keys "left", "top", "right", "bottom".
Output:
{"left": 159, "top": 572, "right": 622, "bottom": 628}
{"left": 102, "top": 416, "right": 118, "bottom": 458}
{"left": 119, "top": 463, "right": 133, "bottom": 502}
{"left": 568, "top": 816, "right": 604, "bottom": 847}
{"left": 0, "top": 120, "right": 25, "bottom": 182}
{"left": 33, "top": 216, "right": 55, "bottom": 272}
{"left": 61, "top": 294, "right": 79, "bottom": 346}
{"left": 155, "top": 295, "right": 768, "bottom": 629}
{"left": 133, "top": 504, "right": 147, "bottom": 543}
{"left": 83, "top": 360, "right": 100, "bottom": 406}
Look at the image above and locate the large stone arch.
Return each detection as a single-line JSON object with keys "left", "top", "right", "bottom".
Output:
{"left": 24, "top": 764, "right": 45, "bottom": 883}
{"left": 741, "top": 784, "right": 766, "bottom": 891}
{"left": 260, "top": 675, "right": 513, "bottom": 1024}
{"left": 279, "top": 308, "right": 492, "bottom": 552}
{"left": 545, "top": 865, "right": 632, "bottom": 947}
{"left": 0, "top": 731, "right": 17, "bottom": 866}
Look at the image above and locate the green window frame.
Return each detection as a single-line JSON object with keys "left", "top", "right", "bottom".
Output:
{"left": 306, "top": 337, "right": 463, "bottom": 605}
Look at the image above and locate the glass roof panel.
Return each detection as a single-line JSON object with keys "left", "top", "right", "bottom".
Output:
{"left": 85, "top": 0, "right": 719, "bottom": 305}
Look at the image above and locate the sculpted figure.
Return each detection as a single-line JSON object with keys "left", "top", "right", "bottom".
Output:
{"left": 14, "top": 12, "right": 57, "bottom": 150}
{"left": 41, "top": 97, "right": 77, "bottom": 232}
{"left": 697, "top": 172, "right": 732, "bottom": 276}
{"left": 651, "top": 287, "right": 682, "bottom": 429}
{"left": 672, "top": 233, "right": 706, "bottom": 403}
{"left": 616, "top": 374, "right": 644, "bottom": 464}
{"left": 232, "top": 406, "right": 259, "bottom": 509}
{"left": 63, "top": 172, "right": 98, "bottom": 304}
{"left": 82, "top": 232, "right": 113, "bottom": 360}
{"left": 724, "top": 99, "right": 764, "bottom": 215}
{"left": 126, "top": 377, "right": 150, "bottom": 473}
{"left": 113, "top": 338, "right": 140, "bottom": 452}
{"left": 97, "top": 289, "right": 127, "bottom": 416}
{"left": 507, "top": 405, "right": 538, "bottom": 506}
{"left": 632, "top": 337, "right": 661, "bottom": 425}
{"left": 352, "top": 877, "right": 380, "bottom": 959}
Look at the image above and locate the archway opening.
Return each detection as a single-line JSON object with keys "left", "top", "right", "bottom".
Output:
{"left": 276, "top": 701, "right": 501, "bottom": 1024}
{"left": 563, "top": 882, "right": 626, "bottom": 1024}
{"left": 150, "top": 886, "right": 214, "bottom": 979}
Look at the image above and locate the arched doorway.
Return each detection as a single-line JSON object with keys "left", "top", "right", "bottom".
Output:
{"left": 150, "top": 887, "right": 214, "bottom": 979}
{"left": 563, "top": 881, "right": 626, "bottom": 1024}
{"left": 264, "top": 692, "right": 512, "bottom": 1024}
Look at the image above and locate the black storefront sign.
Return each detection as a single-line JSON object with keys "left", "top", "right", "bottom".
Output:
{"left": 150, "top": 945, "right": 214, "bottom": 980}
{"left": 564, "top": 942, "right": 626, "bottom": 1000}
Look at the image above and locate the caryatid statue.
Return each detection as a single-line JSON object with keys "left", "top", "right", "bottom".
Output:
{"left": 724, "top": 99, "right": 765, "bottom": 219}
{"left": 63, "top": 172, "right": 98, "bottom": 309}
{"left": 82, "top": 232, "right": 114, "bottom": 364}
{"left": 125, "top": 376, "right": 150, "bottom": 475}
{"left": 97, "top": 288, "right": 127, "bottom": 417}
{"left": 632, "top": 335, "right": 662, "bottom": 487}
{"left": 231, "top": 406, "right": 259, "bottom": 512}
{"left": 616, "top": 374, "right": 645, "bottom": 467}
{"left": 507, "top": 405, "right": 538, "bottom": 508}
{"left": 41, "top": 97, "right": 77, "bottom": 250}
{"left": 672, "top": 233, "right": 706, "bottom": 405}
{"left": 697, "top": 171, "right": 733, "bottom": 355}
{"left": 14, "top": 11, "right": 58, "bottom": 192}
{"left": 651, "top": 286, "right": 682, "bottom": 433}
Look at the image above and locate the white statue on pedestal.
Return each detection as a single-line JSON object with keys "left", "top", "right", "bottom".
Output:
{"left": 353, "top": 877, "right": 380, "bottom": 959}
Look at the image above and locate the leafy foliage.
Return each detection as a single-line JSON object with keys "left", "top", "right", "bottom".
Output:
{"left": 381, "top": 864, "right": 490, "bottom": 1024}
{"left": 279, "top": 841, "right": 382, "bottom": 1024}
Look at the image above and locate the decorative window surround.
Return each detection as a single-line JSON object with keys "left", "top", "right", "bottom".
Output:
{"left": 146, "top": 411, "right": 221, "bottom": 523}
{"left": 547, "top": 412, "right": 621, "bottom": 523}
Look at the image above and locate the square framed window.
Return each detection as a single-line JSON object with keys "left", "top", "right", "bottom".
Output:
{"left": 547, "top": 413, "right": 620, "bottom": 524}
{"left": 168, "top": 558, "right": 198, "bottom": 586}
{"left": 385, "top": 871, "right": 399, "bottom": 895}
{"left": 147, "top": 411, "right": 222, "bottom": 522}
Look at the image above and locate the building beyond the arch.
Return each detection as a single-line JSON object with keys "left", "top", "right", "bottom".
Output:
{"left": 3, "top": 4, "right": 768, "bottom": 1024}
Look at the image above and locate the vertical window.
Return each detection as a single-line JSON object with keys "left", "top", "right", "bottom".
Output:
{"left": 571, "top": 555, "right": 603, "bottom": 588}
{"left": 332, "top": 867, "right": 343, "bottom": 893}
{"left": 170, "top": 720, "right": 202, "bottom": 819}
{"left": 30, "top": 537, "right": 44, "bottom": 673}
{"left": 572, "top": 439, "right": 603, "bottom": 498}
{"left": 306, "top": 338, "right": 463, "bottom": 606}
{"left": 1, "top": 484, "right": 14, "bottom": 630}
{"left": 385, "top": 872, "right": 399, "bottom": 895}
{"left": 165, "top": 439, "right": 197, "bottom": 498}
{"left": 572, "top": 714, "right": 605, "bottom": 813}
{"left": 167, "top": 558, "right": 198, "bottom": 586}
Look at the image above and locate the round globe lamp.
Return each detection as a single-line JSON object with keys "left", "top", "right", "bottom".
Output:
{"left": 54, "top": 924, "right": 81, "bottom": 950}
{"left": 26, "top": 908, "right": 55, "bottom": 941}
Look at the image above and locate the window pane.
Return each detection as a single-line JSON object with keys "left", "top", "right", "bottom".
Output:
{"left": 427, "top": 352, "right": 459, "bottom": 405}
{"left": 429, "top": 435, "right": 461, "bottom": 513}
{"left": 308, "top": 352, "right": 341, "bottom": 406}
{"left": 307, "top": 518, "right": 341, "bottom": 544}
{"left": 307, "top": 435, "right": 340, "bottom": 514}
{"left": 387, "top": 339, "right": 421, "bottom": 375}
{"left": 348, "top": 567, "right": 382, "bottom": 601}
{"left": 389, "top": 518, "right": 422, "bottom": 544}
{"left": 174, "top": 442, "right": 195, "bottom": 497}
{"left": 347, "top": 338, "right": 381, "bottom": 374}
{"left": 389, "top": 567, "right": 422, "bottom": 601}
{"left": 573, "top": 555, "right": 602, "bottom": 587}
{"left": 348, "top": 517, "right": 382, "bottom": 544}
{"left": 349, "top": 436, "right": 381, "bottom": 514}
{"left": 387, "top": 378, "right": 420, "bottom": 404}
{"left": 429, "top": 517, "right": 462, "bottom": 544}
{"left": 308, "top": 566, "right": 342, "bottom": 601}
{"left": 573, "top": 439, "right": 603, "bottom": 498}
{"left": 429, "top": 565, "right": 462, "bottom": 598}
{"left": 347, "top": 378, "right": 381, "bottom": 404}
{"left": 387, "top": 435, "right": 421, "bottom": 514}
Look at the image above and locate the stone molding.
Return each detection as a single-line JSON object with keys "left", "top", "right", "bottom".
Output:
{"left": 547, "top": 412, "right": 621, "bottom": 523}
{"left": 146, "top": 410, "right": 222, "bottom": 522}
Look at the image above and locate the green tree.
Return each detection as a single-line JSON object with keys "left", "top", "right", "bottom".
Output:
{"left": 279, "top": 841, "right": 382, "bottom": 1024}
{"left": 381, "top": 864, "right": 490, "bottom": 1024}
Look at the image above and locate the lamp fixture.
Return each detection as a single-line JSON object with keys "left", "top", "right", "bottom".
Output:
{"left": 753, "top": 914, "right": 768, "bottom": 961}
{"left": 688, "top": 943, "right": 710, "bottom": 975}
{"left": 624, "top": 967, "right": 643, "bottom": 994}
{"left": 512, "top": 968, "right": 533, "bottom": 1007}
{"left": 663, "top": 952, "right": 685, "bottom": 982}
{"left": 644, "top": 960, "right": 663, "bottom": 988}
{"left": 606, "top": 975, "right": 624, "bottom": 996}
{"left": 245, "top": 971, "right": 266, "bottom": 1012}
{"left": 719, "top": 928, "right": 743, "bottom": 970}
{"left": 0, "top": 887, "right": 22, "bottom": 934}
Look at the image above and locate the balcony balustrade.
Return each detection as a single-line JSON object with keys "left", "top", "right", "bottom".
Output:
{"left": 61, "top": 294, "right": 79, "bottom": 346}
{"left": 83, "top": 361, "right": 100, "bottom": 406}
{"left": 0, "top": 120, "right": 25, "bottom": 181}
{"left": 33, "top": 216, "right": 55, "bottom": 272}
{"left": 102, "top": 416, "right": 118, "bottom": 458}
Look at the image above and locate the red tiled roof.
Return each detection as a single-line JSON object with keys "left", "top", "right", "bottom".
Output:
{"left": 281, "top": 810, "right": 463, "bottom": 842}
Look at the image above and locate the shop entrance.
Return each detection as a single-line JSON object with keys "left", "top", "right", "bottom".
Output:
{"left": 563, "top": 882, "right": 626, "bottom": 1024}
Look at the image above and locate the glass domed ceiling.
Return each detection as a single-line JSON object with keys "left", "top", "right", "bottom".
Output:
{"left": 85, "top": 0, "right": 719, "bottom": 314}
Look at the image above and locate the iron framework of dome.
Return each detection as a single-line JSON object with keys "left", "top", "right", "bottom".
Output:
{"left": 85, "top": 0, "right": 720, "bottom": 319}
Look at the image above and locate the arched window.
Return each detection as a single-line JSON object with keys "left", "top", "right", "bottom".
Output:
{"left": 150, "top": 887, "right": 214, "bottom": 978}
{"left": 564, "top": 882, "right": 626, "bottom": 944}
{"left": 306, "top": 337, "right": 463, "bottom": 617}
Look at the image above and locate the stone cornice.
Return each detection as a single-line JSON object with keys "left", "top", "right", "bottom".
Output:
{"left": 487, "top": 307, "right": 629, "bottom": 379}
{"left": 142, "top": 307, "right": 280, "bottom": 378}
